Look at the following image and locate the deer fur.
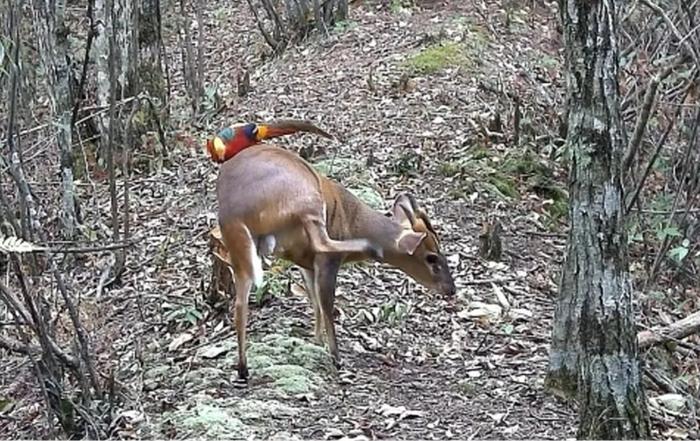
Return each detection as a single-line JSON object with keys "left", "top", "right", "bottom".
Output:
{"left": 216, "top": 144, "right": 455, "bottom": 381}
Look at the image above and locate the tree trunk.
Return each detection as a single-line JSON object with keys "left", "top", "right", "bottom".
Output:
{"left": 94, "top": 0, "right": 136, "bottom": 157}
{"left": 138, "top": 0, "right": 168, "bottom": 120}
{"left": 32, "top": 0, "right": 78, "bottom": 239}
{"left": 137, "top": 0, "right": 169, "bottom": 134}
{"left": 545, "top": 0, "right": 651, "bottom": 438}
{"left": 248, "top": 0, "right": 349, "bottom": 53}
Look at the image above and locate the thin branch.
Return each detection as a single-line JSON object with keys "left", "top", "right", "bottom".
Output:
{"left": 107, "top": 0, "right": 120, "bottom": 246}
{"left": 648, "top": 104, "right": 700, "bottom": 283}
{"left": 49, "top": 241, "right": 135, "bottom": 254}
{"left": 622, "top": 55, "right": 687, "bottom": 174}
{"left": 246, "top": 0, "right": 281, "bottom": 50}
{"left": 52, "top": 266, "right": 103, "bottom": 397}
{"left": 625, "top": 78, "right": 695, "bottom": 214}
{"left": 70, "top": 0, "right": 97, "bottom": 129}
{"left": 641, "top": 0, "right": 700, "bottom": 67}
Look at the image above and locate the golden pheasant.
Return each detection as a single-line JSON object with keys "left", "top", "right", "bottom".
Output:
{"left": 206, "top": 119, "right": 334, "bottom": 163}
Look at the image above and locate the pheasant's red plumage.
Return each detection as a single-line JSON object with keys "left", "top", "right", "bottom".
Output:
{"left": 205, "top": 119, "right": 334, "bottom": 163}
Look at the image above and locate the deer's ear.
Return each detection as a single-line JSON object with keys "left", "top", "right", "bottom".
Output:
{"left": 397, "top": 231, "right": 427, "bottom": 255}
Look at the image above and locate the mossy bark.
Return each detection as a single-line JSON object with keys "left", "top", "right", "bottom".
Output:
{"left": 546, "top": 0, "right": 651, "bottom": 438}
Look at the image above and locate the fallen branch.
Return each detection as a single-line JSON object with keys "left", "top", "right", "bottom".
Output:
{"left": 638, "top": 310, "right": 700, "bottom": 349}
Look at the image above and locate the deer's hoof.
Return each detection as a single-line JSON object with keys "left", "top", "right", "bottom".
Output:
{"left": 237, "top": 364, "right": 249, "bottom": 381}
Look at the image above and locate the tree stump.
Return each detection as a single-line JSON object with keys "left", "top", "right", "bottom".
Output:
{"left": 207, "top": 226, "right": 234, "bottom": 309}
{"left": 478, "top": 217, "right": 503, "bottom": 261}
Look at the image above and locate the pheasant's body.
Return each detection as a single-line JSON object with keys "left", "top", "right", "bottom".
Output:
{"left": 206, "top": 120, "right": 333, "bottom": 163}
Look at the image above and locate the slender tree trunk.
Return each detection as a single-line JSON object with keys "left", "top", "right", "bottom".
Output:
{"left": 94, "top": 0, "right": 136, "bottom": 156}
{"left": 32, "top": 0, "right": 78, "bottom": 239}
{"left": 545, "top": 0, "right": 651, "bottom": 438}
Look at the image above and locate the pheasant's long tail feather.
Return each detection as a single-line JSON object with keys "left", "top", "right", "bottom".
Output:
{"left": 260, "top": 119, "right": 334, "bottom": 140}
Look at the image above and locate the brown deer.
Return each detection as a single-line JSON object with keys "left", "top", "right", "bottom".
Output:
{"left": 216, "top": 144, "right": 456, "bottom": 381}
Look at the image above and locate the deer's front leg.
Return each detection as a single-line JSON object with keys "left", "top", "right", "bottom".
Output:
{"left": 313, "top": 255, "right": 342, "bottom": 367}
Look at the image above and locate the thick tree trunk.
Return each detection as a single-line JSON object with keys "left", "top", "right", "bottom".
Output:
{"left": 32, "top": 0, "right": 78, "bottom": 239}
{"left": 545, "top": 0, "right": 651, "bottom": 438}
{"left": 139, "top": 0, "right": 167, "bottom": 107}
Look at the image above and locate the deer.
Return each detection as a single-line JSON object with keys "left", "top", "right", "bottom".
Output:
{"left": 215, "top": 144, "right": 456, "bottom": 381}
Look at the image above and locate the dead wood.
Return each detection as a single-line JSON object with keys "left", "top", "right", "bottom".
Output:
{"left": 638, "top": 310, "right": 700, "bottom": 349}
{"left": 207, "top": 226, "right": 234, "bottom": 309}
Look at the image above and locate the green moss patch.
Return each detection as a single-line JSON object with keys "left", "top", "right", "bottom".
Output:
{"left": 159, "top": 393, "right": 301, "bottom": 438}
{"left": 405, "top": 42, "right": 470, "bottom": 74}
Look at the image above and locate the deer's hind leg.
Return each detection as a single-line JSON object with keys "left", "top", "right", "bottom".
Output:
{"left": 220, "top": 221, "right": 262, "bottom": 381}
{"left": 301, "top": 213, "right": 383, "bottom": 259}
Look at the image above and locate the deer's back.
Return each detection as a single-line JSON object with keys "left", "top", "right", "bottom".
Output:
{"left": 216, "top": 145, "right": 325, "bottom": 236}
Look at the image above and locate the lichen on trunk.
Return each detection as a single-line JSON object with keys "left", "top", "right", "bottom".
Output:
{"left": 31, "top": 0, "right": 78, "bottom": 239}
{"left": 545, "top": 0, "right": 651, "bottom": 438}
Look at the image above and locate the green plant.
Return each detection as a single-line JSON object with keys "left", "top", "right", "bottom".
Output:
{"left": 392, "top": 150, "right": 423, "bottom": 177}
{"left": 389, "top": 0, "right": 414, "bottom": 13}
{"left": 165, "top": 305, "right": 204, "bottom": 327}
{"left": 668, "top": 239, "right": 690, "bottom": 263}
{"left": 333, "top": 20, "right": 357, "bottom": 32}
{"left": 253, "top": 259, "right": 291, "bottom": 305}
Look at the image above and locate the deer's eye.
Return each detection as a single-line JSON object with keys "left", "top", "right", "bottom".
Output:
{"left": 426, "top": 254, "right": 439, "bottom": 265}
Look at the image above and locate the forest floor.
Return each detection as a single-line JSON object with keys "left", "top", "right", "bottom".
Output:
{"left": 2, "top": 0, "right": 698, "bottom": 439}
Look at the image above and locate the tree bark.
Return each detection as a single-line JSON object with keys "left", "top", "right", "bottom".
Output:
{"left": 94, "top": 0, "right": 136, "bottom": 151}
{"left": 136, "top": 0, "right": 168, "bottom": 138}
{"left": 545, "top": 0, "right": 651, "bottom": 438}
{"left": 31, "top": 0, "right": 78, "bottom": 239}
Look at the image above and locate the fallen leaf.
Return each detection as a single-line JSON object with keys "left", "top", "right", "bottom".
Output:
{"left": 379, "top": 403, "right": 406, "bottom": 417}
{"left": 493, "top": 285, "right": 510, "bottom": 310}
{"left": 508, "top": 308, "right": 533, "bottom": 321}
{"left": 200, "top": 344, "right": 231, "bottom": 359}
{"left": 652, "top": 393, "right": 687, "bottom": 413}
{"left": 662, "top": 428, "right": 689, "bottom": 439}
{"left": 168, "top": 332, "right": 193, "bottom": 351}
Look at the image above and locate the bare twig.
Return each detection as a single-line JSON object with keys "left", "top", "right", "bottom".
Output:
{"left": 648, "top": 104, "right": 700, "bottom": 282}
{"left": 622, "top": 55, "right": 687, "bottom": 174}
{"left": 71, "top": 0, "right": 97, "bottom": 129}
{"left": 464, "top": 277, "right": 522, "bottom": 286}
{"left": 625, "top": 79, "right": 694, "bottom": 214}
{"left": 52, "top": 267, "right": 103, "bottom": 398}
{"left": 107, "top": 0, "right": 120, "bottom": 246}
{"left": 641, "top": 0, "right": 700, "bottom": 67}
{"left": 246, "top": 0, "right": 281, "bottom": 51}
{"left": 49, "top": 241, "right": 135, "bottom": 254}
